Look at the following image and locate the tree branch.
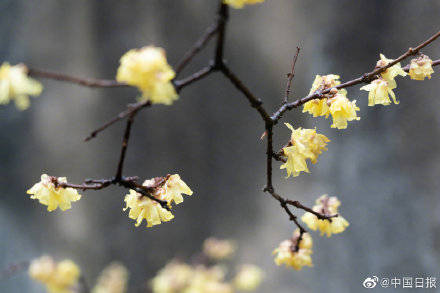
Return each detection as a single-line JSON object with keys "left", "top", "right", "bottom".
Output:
{"left": 175, "top": 23, "right": 219, "bottom": 76}
{"left": 272, "top": 30, "right": 440, "bottom": 123}
{"left": 28, "top": 68, "right": 128, "bottom": 88}
{"left": 283, "top": 46, "right": 300, "bottom": 104}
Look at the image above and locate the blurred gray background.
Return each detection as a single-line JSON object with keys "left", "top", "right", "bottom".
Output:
{"left": 1, "top": 0, "right": 440, "bottom": 292}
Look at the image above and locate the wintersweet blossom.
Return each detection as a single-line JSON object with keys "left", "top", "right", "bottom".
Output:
{"left": 301, "top": 194, "right": 349, "bottom": 237}
{"left": 223, "top": 0, "right": 265, "bottom": 9}
{"left": 151, "top": 261, "right": 233, "bottom": 293}
{"left": 123, "top": 189, "right": 174, "bottom": 228}
{"left": 29, "top": 256, "right": 80, "bottom": 293}
{"left": 0, "top": 62, "right": 43, "bottom": 110}
{"left": 160, "top": 174, "right": 193, "bottom": 207}
{"left": 27, "top": 174, "right": 81, "bottom": 212}
{"left": 92, "top": 262, "right": 129, "bottom": 293}
{"left": 328, "top": 93, "right": 360, "bottom": 129}
{"left": 203, "top": 238, "right": 236, "bottom": 260}
{"left": 376, "top": 53, "right": 407, "bottom": 89}
{"left": 116, "top": 46, "right": 178, "bottom": 105}
{"left": 280, "top": 123, "right": 329, "bottom": 178}
{"left": 273, "top": 230, "right": 313, "bottom": 270}
{"left": 233, "top": 265, "right": 263, "bottom": 291}
{"left": 303, "top": 74, "right": 342, "bottom": 118}
{"left": 360, "top": 78, "right": 398, "bottom": 106}
{"left": 408, "top": 54, "right": 434, "bottom": 80}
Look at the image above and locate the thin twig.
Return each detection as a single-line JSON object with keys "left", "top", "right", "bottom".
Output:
{"left": 115, "top": 112, "right": 136, "bottom": 181}
{"left": 174, "top": 65, "right": 215, "bottom": 91}
{"left": 286, "top": 200, "right": 338, "bottom": 220}
{"left": 214, "top": 2, "right": 229, "bottom": 68}
{"left": 221, "top": 64, "right": 271, "bottom": 122}
{"left": 175, "top": 23, "right": 219, "bottom": 76}
{"left": 84, "top": 101, "right": 150, "bottom": 142}
{"left": 28, "top": 69, "right": 128, "bottom": 88}
{"left": 283, "top": 46, "right": 300, "bottom": 104}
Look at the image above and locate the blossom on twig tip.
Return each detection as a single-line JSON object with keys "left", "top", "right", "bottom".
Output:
{"left": 0, "top": 62, "right": 43, "bottom": 110}
{"left": 301, "top": 194, "right": 349, "bottom": 237}
{"left": 27, "top": 174, "right": 81, "bottom": 212}
{"left": 116, "top": 46, "right": 178, "bottom": 105}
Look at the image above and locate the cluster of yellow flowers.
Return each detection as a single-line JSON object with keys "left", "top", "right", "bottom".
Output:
{"left": 301, "top": 194, "right": 349, "bottom": 237}
{"left": 151, "top": 262, "right": 263, "bottom": 293}
{"left": 123, "top": 174, "right": 193, "bottom": 227}
{"left": 273, "top": 230, "right": 313, "bottom": 270}
{"left": 203, "top": 238, "right": 237, "bottom": 260}
{"left": 280, "top": 123, "right": 329, "bottom": 178}
{"left": 27, "top": 174, "right": 82, "bottom": 212}
{"left": 27, "top": 173, "right": 193, "bottom": 228}
{"left": 29, "top": 256, "right": 81, "bottom": 293}
{"left": 223, "top": 0, "right": 265, "bottom": 9}
{"left": 116, "top": 46, "right": 178, "bottom": 105}
{"left": 92, "top": 262, "right": 129, "bottom": 293}
{"left": 151, "top": 262, "right": 233, "bottom": 293}
{"left": 0, "top": 62, "right": 43, "bottom": 110}
{"left": 151, "top": 237, "right": 263, "bottom": 293}
{"left": 303, "top": 74, "right": 360, "bottom": 129}
{"left": 273, "top": 195, "right": 349, "bottom": 270}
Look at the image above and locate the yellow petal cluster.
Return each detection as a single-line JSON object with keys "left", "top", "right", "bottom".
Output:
{"left": 223, "top": 0, "right": 264, "bottom": 9}
{"left": 116, "top": 46, "right": 178, "bottom": 105}
{"left": 303, "top": 74, "right": 341, "bottom": 118}
{"left": 233, "top": 265, "right": 263, "bottom": 291}
{"left": 161, "top": 174, "right": 193, "bottom": 207}
{"left": 151, "top": 261, "right": 233, "bottom": 293}
{"left": 0, "top": 62, "right": 43, "bottom": 110}
{"left": 27, "top": 174, "right": 81, "bottom": 212}
{"left": 360, "top": 78, "right": 398, "bottom": 106}
{"left": 280, "top": 123, "right": 329, "bottom": 178}
{"left": 123, "top": 189, "right": 174, "bottom": 228}
{"left": 301, "top": 194, "right": 349, "bottom": 237}
{"left": 203, "top": 238, "right": 236, "bottom": 260}
{"left": 273, "top": 230, "right": 313, "bottom": 270}
{"left": 29, "top": 256, "right": 80, "bottom": 293}
{"left": 376, "top": 53, "right": 407, "bottom": 89}
{"left": 124, "top": 174, "right": 193, "bottom": 227}
{"left": 408, "top": 54, "right": 434, "bottom": 80}
{"left": 328, "top": 93, "right": 360, "bottom": 129}
{"left": 92, "top": 262, "right": 129, "bottom": 293}
{"left": 151, "top": 261, "right": 193, "bottom": 293}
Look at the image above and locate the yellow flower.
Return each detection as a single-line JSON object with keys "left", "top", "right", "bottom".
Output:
{"left": 0, "top": 62, "right": 43, "bottom": 110}
{"left": 360, "top": 78, "right": 398, "bottom": 106}
{"left": 223, "top": 0, "right": 264, "bottom": 9}
{"left": 116, "top": 46, "right": 178, "bottom": 105}
{"left": 328, "top": 93, "right": 360, "bottom": 129}
{"left": 29, "top": 256, "right": 80, "bottom": 293}
{"left": 303, "top": 74, "right": 342, "bottom": 118}
{"left": 151, "top": 261, "right": 193, "bottom": 293}
{"left": 376, "top": 53, "right": 407, "bottom": 89}
{"left": 233, "top": 265, "right": 264, "bottom": 291}
{"left": 408, "top": 54, "right": 434, "bottom": 80}
{"left": 162, "top": 174, "right": 193, "bottom": 206}
{"left": 92, "top": 262, "right": 129, "bottom": 293}
{"left": 273, "top": 231, "right": 313, "bottom": 270}
{"left": 185, "top": 265, "right": 233, "bottom": 293}
{"left": 123, "top": 189, "right": 174, "bottom": 228}
{"left": 151, "top": 261, "right": 232, "bottom": 293}
{"left": 280, "top": 123, "right": 329, "bottom": 178}
{"left": 27, "top": 174, "right": 81, "bottom": 212}
{"left": 301, "top": 194, "right": 349, "bottom": 237}
{"left": 203, "top": 238, "right": 236, "bottom": 260}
